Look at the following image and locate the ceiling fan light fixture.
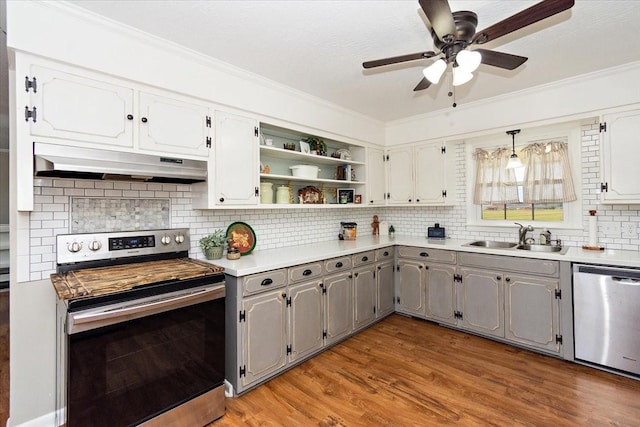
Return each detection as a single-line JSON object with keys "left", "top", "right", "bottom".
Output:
{"left": 452, "top": 67, "right": 473, "bottom": 86}
{"left": 423, "top": 59, "right": 447, "bottom": 84}
{"left": 456, "top": 49, "right": 482, "bottom": 72}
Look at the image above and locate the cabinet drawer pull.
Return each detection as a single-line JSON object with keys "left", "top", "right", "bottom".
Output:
{"left": 126, "top": 114, "right": 133, "bottom": 120}
{"left": 497, "top": 276, "right": 501, "bottom": 280}
{"left": 420, "top": 252, "right": 429, "bottom": 257}
{"left": 505, "top": 277, "right": 511, "bottom": 282}
{"left": 260, "top": 278, "right": 273, "bottom": 286}
{"left": 336, "top": 262, "right": 343, "bottom": 268}
{"left": 361, "top": 256, "right": 368, "bottom": 262}
{"left": 141, "top": 117, "right": 148, "bottom": 123}
{"left": 303, "top": 269, "right": 312, "bottom": 276}
{"left": 383, "top": 251, "right": 389, "bottom": 256}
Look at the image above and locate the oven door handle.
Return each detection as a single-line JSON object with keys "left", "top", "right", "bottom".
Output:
{"left": 67, "top": 284, "right": 225, "bottom": 334}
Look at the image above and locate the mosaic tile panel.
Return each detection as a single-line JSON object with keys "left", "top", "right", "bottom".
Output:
{"left": 70, "top": 198, "right": 170, "bottom": 233}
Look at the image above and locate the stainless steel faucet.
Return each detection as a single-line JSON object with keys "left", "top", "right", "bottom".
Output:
{"left": 515, "top": 222, "right": 534, "bottom": 245}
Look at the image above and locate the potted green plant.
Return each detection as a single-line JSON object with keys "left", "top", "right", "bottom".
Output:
{"left": 302, "top": 135, "right": 327, "bottom": 156}
{"left": 199, "top": 229, "right": 227, "bottom": 260}
{"left": 388, "top": 225, "right": 395, "bottom": 239}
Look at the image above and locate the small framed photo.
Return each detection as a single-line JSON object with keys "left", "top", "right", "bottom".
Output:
{"left": 354, "top": 194, "right": 362, "bottom": 204}
{"left": 299, "top": 141, "right": 310, "bottom": 154}
{"left": 337, "top": 188, "right": 355, "bottom": 204}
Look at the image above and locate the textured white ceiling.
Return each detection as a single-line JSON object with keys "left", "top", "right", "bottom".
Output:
{"left": 66, "top": 0, "right": 640, "bottom": 122}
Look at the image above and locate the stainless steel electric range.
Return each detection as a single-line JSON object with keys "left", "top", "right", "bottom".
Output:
{"left": 52, "top": 228, "right": 226, "bottom": 427}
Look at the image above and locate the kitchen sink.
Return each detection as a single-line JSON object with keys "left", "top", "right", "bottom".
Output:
{"left": 516, "top": 244, "right": 568, "bottom": 254}
{"left": 465, "top": 240, "right": 518, "bottom": 249}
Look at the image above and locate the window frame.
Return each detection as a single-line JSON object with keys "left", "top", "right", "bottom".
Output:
{"left": 465, "top": 122, "right": 582, "bottom": 230}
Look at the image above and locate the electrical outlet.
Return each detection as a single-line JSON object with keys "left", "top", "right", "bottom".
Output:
{"left": 601, "top": 223, "right": 620, "bottom": 235}
{"left": 621, "top": 223, "right": 637, "bottom": 237}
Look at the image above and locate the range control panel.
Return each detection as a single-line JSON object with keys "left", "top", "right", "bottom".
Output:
{"left": 56, "top": 228, "right": 190, "bottom": 265}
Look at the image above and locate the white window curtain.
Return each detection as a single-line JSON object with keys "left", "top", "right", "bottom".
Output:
{"left": 521, "top": 141, "right": 576, "bottom": 203}
{"left": 473, "top": 148, "right": 519, "bottom": 204}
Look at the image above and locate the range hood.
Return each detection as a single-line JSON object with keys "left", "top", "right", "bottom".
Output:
{"left": 34, "top": 142, "right": 207, "bottom": 184}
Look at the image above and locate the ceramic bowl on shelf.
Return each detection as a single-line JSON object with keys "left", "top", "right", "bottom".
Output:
{"left": 290, "top": 165, "right": 320, "bottom": 178}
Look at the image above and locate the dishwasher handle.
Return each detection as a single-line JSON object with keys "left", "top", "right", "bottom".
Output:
{"left": 613, "top": 276, "right": 640, "bottom": 285}
{"left": 67, "top": 284, "right": 225, "bottom": 334}
{"left": 575, "top": 264, "right": 640, "bottom": 280}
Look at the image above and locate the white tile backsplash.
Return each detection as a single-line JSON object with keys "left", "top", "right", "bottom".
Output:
{"left": 27, "top": 123, "right": 640, "bottom": 279}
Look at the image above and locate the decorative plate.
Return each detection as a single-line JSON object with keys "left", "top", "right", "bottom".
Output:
{"left": 226, "top": 222, "right": 256, "bottom": 255}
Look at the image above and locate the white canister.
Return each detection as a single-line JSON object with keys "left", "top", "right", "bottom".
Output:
{"left": 276, "top": 185, "right": 290, "bottom": 204}
{"left": 260, "top": 182, "right": 273, "bottom": 204}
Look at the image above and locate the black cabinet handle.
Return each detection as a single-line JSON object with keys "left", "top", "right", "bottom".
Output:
{"left": 496, "top": 276, "right": 501, "bottom": 280}
{"left": 420, "top": 252, "right": 429, "bottom": 257}
{"left": 505, "top": 277, "right": 511, "bottom": 282}
{"left": 282, "top": 292, "right": 286, "bottom": 298}
{"left": 261, "top": 278, "right": 273, "bottom": 286}
{"left": 383, "top": 251, "right": 389, "bottom": 256}
{"left": 416, "top": 199, "right": 420, "bottom": 202}
{"left": 336, "top": 262, "right": 343, "bottom": 268}
{"left": 354, "top": 272, "right": 359, "bottom": 277}
{"left": 377, "top": 265, "right": 381, "bottom": 270}
{"left": 370, "top": 200, "right": 373, "bottom": 203}
{"left": 219, "top": 197, "right": 224, "bottom": 203}
{"left": 419, "top": 265, "right": 423, "bottom": 269}
{"left": 141, "top": 117, "right": 148, "bottom": 123}
{"left": 126, "top": 114, "right": 133, "bottom": 120}
{"left": 303, "top": 269, "right": 312, "bottom": 276}
{"left": 425, "top": 265, "right": 429, "bottom": 270}
{"left": 361, "top": 256, "right": 368, "bottom": 262}
{"left": 409, "top": 199, "right": 412, "bottom": 202}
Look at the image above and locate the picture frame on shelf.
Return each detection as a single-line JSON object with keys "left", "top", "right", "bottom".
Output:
{"left": 337, "top": 188, "right": 355, "bottom": 204}
{"left": 354, "top": 194, "right": 362, "bottom": 204}
{"left": 299, "top": 141, "right": 310, "bottom": 154}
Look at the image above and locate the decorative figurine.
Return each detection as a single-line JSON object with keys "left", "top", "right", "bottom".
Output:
{"left": 372, "top": 215, "right": 380, "bottom": 235}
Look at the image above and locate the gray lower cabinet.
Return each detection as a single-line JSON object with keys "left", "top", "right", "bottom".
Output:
{"left": 240, "top": 288, "right": 287, "bottom": 388}
{"left": 353, "top": 264, "right": 376, "bottom": 330}
{"left": 324, "top": 271, "right": 353, "bottom": 345}
{"left": 288, "top": 280, "right": 324, "bottom": 362}
{"left": 396, "top": 259, "right": 425, "bottom": 316}
{"left": 376, "top": 260, "right": 395, "bottom": 317}
{"left": 458, "top": 267, "right": 504, "bottom": 338}
{"left": 425, "top": 263, "right": 457, "bottom": 325}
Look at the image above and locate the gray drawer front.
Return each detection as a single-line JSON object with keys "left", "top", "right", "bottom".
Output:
{"left": 324, "top": 256, "right": 352, "bottom": 274}
{"left": 375, "top": 247, "right": 394, "bottom": 262}
{"left": 458, "top": 252, "right": 559, "bottom": 277}
{"left": 289, "top": 262, "right": 323, "bottom": 283}
{"left": 243, "top": 269, "right": 287, "bottom": 295}
{"left": 352, "top": 250, "right": 375, "bottom": 267}
{"left": 397, "top": 246, "right": 456, "bottom": 264}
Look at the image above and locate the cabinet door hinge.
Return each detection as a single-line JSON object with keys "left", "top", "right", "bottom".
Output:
{"left": 239, "top": 365, "right": 246, "bottom": 378}
{"left": 555, "top": 289, "right": 562, "bottom": 299}
{"left": 323, "top": 330, "right": 327, "bottom": 339}
{"left": 442, "top": 190, "right": 447, "bottom": 198}
{"left": 385, "top": 154, "right": 390, "bottom": 161}
{"left": 556, "top": 334, "right": 563, "bottom": 344}
{"left": 600, "top": 182, "right": 608, "bottom": 192}
{"left": 599, "top": 122, "right": 607, "bottom": 132}
{"left": 255, "top": 186, "right": 259, "bottom": 197}
{"left": 206, "top": 136, "right": 212, "bottom": 148}
{"left": 373, "top": 271, "right": 376, "bottom": 279}
{"left": 396, "top": 296, "right": 400, "bottom": 304}
{"left": 286, "top": 345, "right": 292, "bottom": 355}
{"left": 373, "top": 305, "right": 376, "bottom": 314}
{"left": 454, "top": 274, "right": 462, "bottom": 283}
{"left": 386, "top": 192, "right": 391, "bottom": 200}
{"left": 286, "top": 297, "right": 292, "bottom": 307}
{"left": 454, "top": 310, "right": 463, "bottom": 320}
{"left": 396, "top": 264, "right": 400, "bottom": 272}
{"left": 24, "top": 106, "right": 37, "bottom": 122}
{"left": 206, "top": 115, "right": 212, "bottom": 127}
{"left": 254, "top": 127, "right": 259, "bottom": 137}
{"left": 239, "top": 310, "right": 246, "bottom": 322}
{"left": 441, "top": 146, "right": 446, "bottom": 154}
{"left": 25, "top": 76, "right": 37, "bottom": 93}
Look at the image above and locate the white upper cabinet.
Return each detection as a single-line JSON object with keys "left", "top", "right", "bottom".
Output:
{"left": 387, "top": 141, "right": 455, "bottom": 205}
{"left": 28, "top": 65, "right": 134, "bottom": 147}
{"left": 138, "top": 91, "right": 212, "bottom": 157}
{"left": 600, "top": 107, "right": 640, "bottom": 203}
{"left": 366, "top": 147, "right": 386, "bottom": 206}
{"left": 212, "top": 111, "right": 260, "bottom": 206}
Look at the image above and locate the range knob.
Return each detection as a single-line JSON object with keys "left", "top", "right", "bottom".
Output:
{"left": 160, "top": 234, "right": 172, "bottom": 245}
{"left": 175, "top": 234, "right": 185, "bottom": 244}
{"left": 68, "top": 241, "right": 82, "bottom": 253}
{"left": 88, "top": 240, "right": 102, "bottom": 251}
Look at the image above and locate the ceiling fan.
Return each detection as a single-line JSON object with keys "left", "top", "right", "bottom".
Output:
{"left": 363, "top": 0, "right": 575, "bottom": 92}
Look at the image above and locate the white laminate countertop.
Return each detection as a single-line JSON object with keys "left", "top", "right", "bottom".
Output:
{"left": 207, "top": 235, "right": 640, "bottom": 277}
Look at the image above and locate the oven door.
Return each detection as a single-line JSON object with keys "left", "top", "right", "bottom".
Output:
{"left": 65, "top": 283, "right": 225, "bottom": 427}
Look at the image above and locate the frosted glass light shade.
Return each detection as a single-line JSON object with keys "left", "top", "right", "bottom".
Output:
{"left": 506, "top": 153, "right": 523, "bottom": 169}
{"left": 452, "top": 67, "right": 473, "bottom": 86}
{"left": 423, "top": 59, "right": 447, "bottom": 84}
{"left": 457, "top": 50, "right": 482, "bottom": 72}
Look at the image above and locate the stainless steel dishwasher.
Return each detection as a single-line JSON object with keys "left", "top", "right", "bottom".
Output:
{"left": 573, "top": 264, "right": 640, "bottom": 376}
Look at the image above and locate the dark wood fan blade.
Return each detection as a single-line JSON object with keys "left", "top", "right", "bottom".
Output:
{"left": 419, "top": 0, "right": 456, "bottom": 42}
{"left": 413, "top": 77, "right": 432, "bottom": 91}
{"left": 476, "top": 49, "right": 528, "bottom": 70}
{"left": 472, "top": 0, "right": 574, "bottom": 45}
{"left": 362, "top": 51, "right": 437, "bottom": 69}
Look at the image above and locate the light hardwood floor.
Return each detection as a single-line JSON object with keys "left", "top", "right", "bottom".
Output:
{"left": 213, "top": 314, "right": 640, "bottom": 426}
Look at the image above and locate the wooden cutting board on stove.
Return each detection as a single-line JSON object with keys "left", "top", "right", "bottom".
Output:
{"left": 51, "top": 258, "right": 224, "bottom": 300}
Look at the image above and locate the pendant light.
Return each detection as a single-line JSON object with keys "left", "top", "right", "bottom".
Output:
{"left": 506, "top": 129, "right": 522, "bottom": 169}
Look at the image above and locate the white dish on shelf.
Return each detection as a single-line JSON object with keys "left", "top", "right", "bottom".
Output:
{"left": 290, "top": 165, "right": 320, "bottom": 178}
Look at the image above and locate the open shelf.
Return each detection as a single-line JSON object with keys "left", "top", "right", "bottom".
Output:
{"left": 260, "top": 146, "right": 364, "bottom": 166}
{"left": 260, "top": 173, "right": 365, "bottom": 186}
